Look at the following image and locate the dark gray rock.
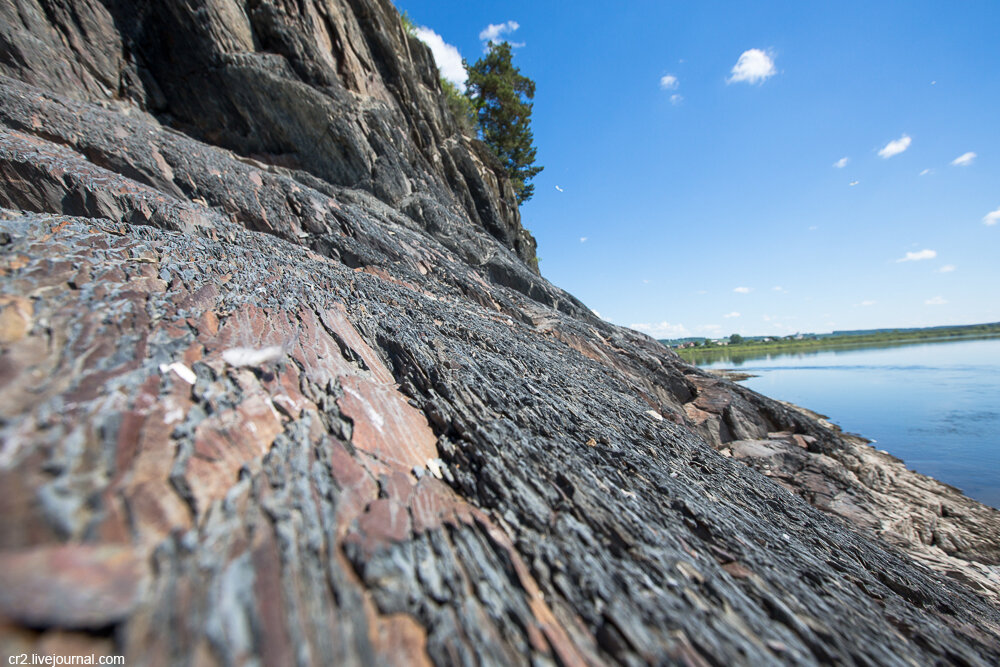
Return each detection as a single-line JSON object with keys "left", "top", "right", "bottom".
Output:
{"left": 0, "top": 0, "right": 540, "bottom": 272}
{"left": 0, "top": 1, "right": 999, "bottom": 665}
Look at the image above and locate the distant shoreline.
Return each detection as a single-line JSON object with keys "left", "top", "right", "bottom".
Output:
{"left": 673, "top": 325, "right": 1000, "bottom": 364}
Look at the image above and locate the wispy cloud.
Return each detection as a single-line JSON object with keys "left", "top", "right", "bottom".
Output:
{"left": 896, "top": 250, "right": 937, "bottom": 262}
{"left": 849, "top": 180, "right": 859, "bottom": 187}
{"left": 630, "top": 321, "right": 690, "bottom": 338}
{"left": 659, "top": 74, "right": 679, "bottom": 90}
{"left": 919, "top": 168, "right": 933, "bottom": 176}
{"left": 670, "top": 94, "right": 683, "bottom": 105}
{"left": 479, "top": 20, "right": 520, "bottom": 44}
{"left": 723, "top": 312, "right": 741, "bottom": 319}
{"left": 951, "top": 152, "right": 976, "bottom": 166}
{"left": 772, "top": 286, "right": 786, "bottom": 292}
{"left": 938, "top": 264, "right": 956, "bottom": 273}
{"left": 983, "top": 206, "right": 1000, "bottom": 226}
{"left": 878, "top": 134, "right": 912, "bottom": 159}
{"left": 859, "top": 300, "right": 877, "bottom": 307}
{"left": 727, "top": 49, "right": 776, "bottom": 84}
{"left": 414, "top": 27, "right": 467, "bottom": 90}
{"left": 896, "top": 249, "right": 937, "bottom": 262}
{"left": 554, "top": 185, "right": 564, "bottom": 192}
{"left": 925, "top": 296, "right": 947, "bottom": 306}
{"left": 733, "top": 286, "right": 752, "bottom": 294}
{"left": 833, "top": 157, "right": 849, "bottom": 169}
{"left": 579, "top": 236, "right": 588, "bottom": 243}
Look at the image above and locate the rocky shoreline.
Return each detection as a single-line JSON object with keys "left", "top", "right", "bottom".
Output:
{"left": 704, "top": 368, "right": 759, "bottom": 382}
{"left": 1, "top": 0, "right": 999, "bottom": 664}
{"left": 723, "top": 397, "right": 1000, "bottom": 605}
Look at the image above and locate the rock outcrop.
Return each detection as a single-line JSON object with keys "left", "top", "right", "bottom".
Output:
{"left": 1, "top": 1, "right": 999, "bottom": 665}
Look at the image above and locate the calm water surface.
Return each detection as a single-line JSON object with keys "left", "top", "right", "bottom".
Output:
{"left": 698, "top": 338, "right": 1000, "bottom": 508}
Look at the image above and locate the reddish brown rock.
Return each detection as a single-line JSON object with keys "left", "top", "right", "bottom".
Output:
{"left": 0, "top": 295, "right": 31, "bottom": 343}
{"left": 0, "top": 1, "right": 998, "bottom": 665}
{"left": 0, "top": 545, "right": 147, "bottom": 629}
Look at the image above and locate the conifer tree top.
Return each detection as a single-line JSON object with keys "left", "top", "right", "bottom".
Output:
{"left": 466, "top": 42, "right": 543, "bottom": 204}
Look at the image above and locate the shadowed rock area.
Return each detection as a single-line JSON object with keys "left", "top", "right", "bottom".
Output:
{"left": 1, "top": 1, "right": 999, "bottom": 664}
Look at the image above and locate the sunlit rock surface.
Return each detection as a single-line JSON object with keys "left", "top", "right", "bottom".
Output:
{"left": 1, "top": 1, "right": 999, "bottom": 664}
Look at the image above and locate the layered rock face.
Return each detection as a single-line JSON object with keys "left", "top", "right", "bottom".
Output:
{"left": 1, "top": 1, "right": 999, "bottom": 665}
{"left": 0, "top": 0, "right": 539, "bottom": 271}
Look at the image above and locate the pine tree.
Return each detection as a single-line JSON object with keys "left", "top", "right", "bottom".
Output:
{"left": 465, "top": 42, "right": 543, "bottom": 204}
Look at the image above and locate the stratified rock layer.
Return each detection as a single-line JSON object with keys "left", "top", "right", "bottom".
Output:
{"left": 1, "top": 1, "right": 999, "bottom": 665}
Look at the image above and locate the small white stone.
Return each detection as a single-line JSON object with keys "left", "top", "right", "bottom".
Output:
{"left": 222, "top": 346, "right": 283, "bottom": 367}
{"left": 426, "top": 458, "right": 446, "bottom": 480}
{"left": 645, "top": 410, "right": 664, "bottom": 422}
{"left": 159, "top": 362, "right": 196, "bottom": 384}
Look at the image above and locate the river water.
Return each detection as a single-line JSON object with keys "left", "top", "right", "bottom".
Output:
{"left": 697, "top": 338, "right": 1000, "bottom": 508}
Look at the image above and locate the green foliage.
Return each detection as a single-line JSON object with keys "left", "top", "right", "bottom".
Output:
{"left": 728, "top": 333, "right": 744, "bottom": 345}
{"left": 400, "top": 11, "right": 417, "bottom": 37}
{"left": 465, "top": 41, "right": 543, "bottom": 204}
{"left": 441, "top": 78, "right": 475, "bottom": 135}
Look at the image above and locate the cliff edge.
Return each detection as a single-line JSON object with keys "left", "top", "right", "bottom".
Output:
{"left": 1, "top": 1, "right": 999, "bottom": 664}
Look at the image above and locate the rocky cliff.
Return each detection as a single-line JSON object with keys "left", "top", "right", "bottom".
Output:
{"left": 1, "top": 1, "right": 999, "bottom": 665}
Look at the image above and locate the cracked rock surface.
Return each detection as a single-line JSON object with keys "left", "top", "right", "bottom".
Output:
{"left": 1, "top": 1, "right": 999, "bottom": 664}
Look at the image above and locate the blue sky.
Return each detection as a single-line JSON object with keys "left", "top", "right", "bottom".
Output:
{"left": 396, "top": 1, "right": 999, "bottom": 338}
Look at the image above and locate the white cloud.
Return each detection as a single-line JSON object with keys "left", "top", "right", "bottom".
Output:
{"left": 919, "top": 168, "right": 933, "bottom": 176}
{"left": 951, "top": 152, "right": 976, "bottom": 166}
{"left": 833, "top": 157, "right": 849, "bottom": 169}
{"left": 878, "top": 134, "right": 912, "bottom": 159}
{"left": 808, "top": 225, "right": 819, "bottom": 230}
{"left": 849, "top": 180, "right": 859, "bottom": 187}
{"left": 697, "top": 324, "right": 722, "bottom": 333}
{"left": 660, "top": 74, "right": 679, "bottom": 90}
{"left": 733, "top": 286, "right": 752, "bottom": 293}
{"left": 727, "top": 49, "right": 776, "bottom": 84}
{"left": 414, "top": 27, "right": 467, "bottom": 90}
{"left": 896, "top": 249, "right": 937, "bottom": 262}
{"left": 772, "top": 286, "right": 786, "bottom": 292}
{"left": 479, "top": 20, "right": 519, "bottom": 44}
{"left": 723, "top": 312, "right": 741, "bottom": 319}
{"left": 925, "top": 296, "right": 947, "bottom": 306}
{"left": 579, "top": 236, "right": 588, "bottom": 243}
{"left": 630, "top": 321, "right": 690, "bottom": 338}
{"left": 983, "top": 206, "right": 1000, "bottom": 226}
{"left": 860, "top": 300, "right": 876, "bottom": 306}
{"left": 554, "top": 185, "right": 564, "bottom": 192}
{"left": 670, "top": 94, "right": 683, "bottom": 105}
{"left": 938, "top": 264, "right": 956, "bottom": 273}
